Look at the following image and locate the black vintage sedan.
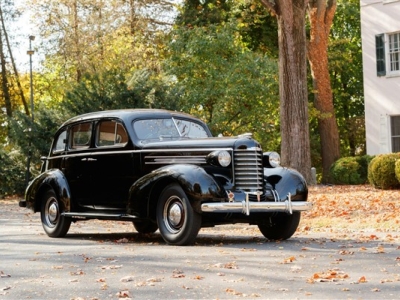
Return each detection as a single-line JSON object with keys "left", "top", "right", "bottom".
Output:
{"left": 19, "top": 109, "right": 312, "bottom": 245}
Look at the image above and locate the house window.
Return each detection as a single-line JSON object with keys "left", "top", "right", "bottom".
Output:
{"left": 391, "top": 116, "right": 400, "bottom": 152}
{"left": 389, "top": 32, "right": 400, "bottom": 72}
{"left": 375, "top": 34, "right": 386, "bottom": 76}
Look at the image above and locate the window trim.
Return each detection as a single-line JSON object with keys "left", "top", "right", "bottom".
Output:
{"left": 390, "top": 115, "right": 400, "bottom": 152}
{"left": 388, "top": 32, "right": 400, "bottom": 74}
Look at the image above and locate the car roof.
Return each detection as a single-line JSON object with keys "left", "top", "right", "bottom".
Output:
{"left": 61, "top": 109, "right": 204, "bottom": 127}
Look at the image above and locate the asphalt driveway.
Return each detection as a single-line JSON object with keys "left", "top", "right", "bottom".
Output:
{"left": 1, "top": 199, "right": 399, "bottom": 299}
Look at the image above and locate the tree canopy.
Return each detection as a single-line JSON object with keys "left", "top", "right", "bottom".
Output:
{"left": 0, "top": 0, "right": 365, "bottom": 195}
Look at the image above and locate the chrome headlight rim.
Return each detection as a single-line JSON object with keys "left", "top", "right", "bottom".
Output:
{"left": 264, "top": 151, "right": 280, "bottom": 168}
{"left": 217, "top": 150, "right": 232, "bottom": 167}
{"left": 206, "top": 150, "right": 232, "bottom": 167}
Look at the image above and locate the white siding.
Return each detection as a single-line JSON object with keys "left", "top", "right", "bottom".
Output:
{"left": 361, "top": 0, "right": 400, "bottom": 155}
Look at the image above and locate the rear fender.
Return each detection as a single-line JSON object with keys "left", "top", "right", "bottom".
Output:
{"left": 128, "top": 164, "right": 226, "bottom": 218}
{"left": 264, "top": 167, "right": 308, "bottom": 201}
{"left": 25, "top": 169, "right": 71, "bottom": 213}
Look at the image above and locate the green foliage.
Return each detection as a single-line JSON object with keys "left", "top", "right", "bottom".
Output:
{"left": 395, "top": 160, "right": 400, "bottom": 183}
{"left": 230, "top": 0, "right": 279, "bottom": 57}
{"left": 330, "top": 155, "right": 373, "bottom": 185}
{"left": 176, "top": 0, "right": 232, "bottom": 27}
{"left": 62, "top": 69, "right": 179, "bottom": 116}
{"left": 165, "top": 22, "right": 280, "bottom": 151}
{"left": 368, "top": 153, "right": 400, "bottom": 189}
{"left": 329, "top": 0, "right": 365, "bottom": 157}
{"left": 0, "top": 148, "right": 26, "bottom": 197}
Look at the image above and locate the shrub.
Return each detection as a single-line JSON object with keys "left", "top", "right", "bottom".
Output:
{"left": 0, "top": 148, "right": 27, "bottom": 197}
{"left": 368, "top": 153, "right": 400, "bottom": 189}
{"left": 330, "top": 155, "right": 373, "bottom": 185}
{"left": 395, "top": 160, "right": 400, "bottom": 183}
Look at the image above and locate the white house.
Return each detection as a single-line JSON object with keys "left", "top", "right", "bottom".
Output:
{"left": 361, "top": 0, "right": 400, "bottom": 155}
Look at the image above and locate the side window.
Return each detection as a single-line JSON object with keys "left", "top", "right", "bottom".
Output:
{"left": 53, "top": 130, "right": 67, "bottom": 153}
{"left": 97, "top": 120, "right": 128, "bottom": 147}
{"left": 70, "top": 122, "right": 92, "bottom": 149}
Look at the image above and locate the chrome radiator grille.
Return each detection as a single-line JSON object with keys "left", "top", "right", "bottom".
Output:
{"left": 234, "top": 148, "right": 264, "bottom": 195}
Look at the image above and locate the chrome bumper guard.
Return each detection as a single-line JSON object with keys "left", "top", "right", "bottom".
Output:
{"left": 201, "top": 193, "right": 312, "bottom": 216}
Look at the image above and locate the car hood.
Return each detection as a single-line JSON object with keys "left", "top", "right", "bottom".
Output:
{"left": 139, "top": 135, "right": 262, "bottom": 151}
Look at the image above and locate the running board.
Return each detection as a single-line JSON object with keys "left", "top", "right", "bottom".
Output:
{"left": 62, "top": 212, "right": 140, "bottom": 221}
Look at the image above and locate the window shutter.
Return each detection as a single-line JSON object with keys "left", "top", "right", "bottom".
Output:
{"left": 375, "top": 34, "right": 386, "bottom": 76}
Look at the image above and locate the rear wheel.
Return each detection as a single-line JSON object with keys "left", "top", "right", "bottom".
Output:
{"left": 258, "top": 212, "right": 301, "bottom": 240}
{"left": 40, "top": 189, "right": 71, "bottom": 237}
{"left": 133, "top": 221, "right": 158, "bottom": 234}
{"left": 156, "top": 184, "right": 201, "bottom": 245}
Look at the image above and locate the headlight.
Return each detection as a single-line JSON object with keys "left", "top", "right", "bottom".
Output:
{"left": 263, "top": 151, "right": 280, "bottom": 168}
{"left": 206, "top": 150, "right": 232, "bottom": 167}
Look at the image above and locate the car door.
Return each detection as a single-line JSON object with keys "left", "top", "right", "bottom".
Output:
{"left": 90, "top": 120, "right": 135, "bottom": 209}
{"left": 63, "top": 121, "right": 94, "bottom": 208}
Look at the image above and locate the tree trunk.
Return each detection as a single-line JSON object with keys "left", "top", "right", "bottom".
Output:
{"left": 307, "top": 0, "right": 339, "bottom": 183}
{"left": 0, "top": 26, "right": 12, "bottom": 117}
{"left": 0, "top": 6, "right": 29, "bottom": 115}
{"left": 72, "top": 0, "right": 81, "bottom": 82}
{"left": 261, "top": 0, "right": 312, "bottom": 182}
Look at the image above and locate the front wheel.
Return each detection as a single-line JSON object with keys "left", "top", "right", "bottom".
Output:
{"left": 40, "top": 189, "right": 71, "bottom": 237}
{"left": 258, "top": 212, "right": 301, "bottom": 240}
{"left": 156, "top": 184, "right": 201, "bottom": 245}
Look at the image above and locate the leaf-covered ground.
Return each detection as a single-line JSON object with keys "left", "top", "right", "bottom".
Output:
{"left": 300, "top": 185, "right": 400, "bottom": 233}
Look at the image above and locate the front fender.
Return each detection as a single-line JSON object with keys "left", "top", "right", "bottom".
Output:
{"left": 128, "top": 164, "right": 226, "bottom": 217}
{"left": 25, "top": 169, "right": 71, "bottom": 213}
{"left": 264, "top": 167, "right": 308, "bottom": 201}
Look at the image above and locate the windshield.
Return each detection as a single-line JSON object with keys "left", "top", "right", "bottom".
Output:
{"left": 133, "top": 118, "right": 209, "bottom": 142}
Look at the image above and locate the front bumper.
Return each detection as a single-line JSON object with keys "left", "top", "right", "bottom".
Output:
{"left": 201, "top": 193, "right": 312, "bottom": 215}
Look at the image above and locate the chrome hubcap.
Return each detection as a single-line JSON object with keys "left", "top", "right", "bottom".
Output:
{"left": 168, "top": 203, "right": 183, "bottom": 227}
{"left": 45, "top": 198, "right": 59, "bottom": 226}
{"left": 48, "top": 202, "right": 58, "bottom": 223}
{"left": 163, "top": 196, "right": 184, "bottom": 233}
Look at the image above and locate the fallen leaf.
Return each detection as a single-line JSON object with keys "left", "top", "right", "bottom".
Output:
{"left": 376, "top": 246, "right": 385, "bottom": 253}
{"left": 225, "top": 288, "right": 243, "bottom": 296}
{"left": 120, "top": 276, "right": 135, "bottom": 282}
{"left": 52, "top": 266, "right": 63, "bottom": 269}
{"left": 282, "top": 256, "right": 296, "bottom": 264}
{"left": 70, "top": 270, "right": 85, "bottom": 276}
{"left": 101, "top": 265, "right": 122, "bottom": 270}
{"left": 172, "top": 269, "right": 185, "bottom": 278}
{"left": 358, "top": 276, "right": 367, "bottom": 283}
{"left": 0, "top": 272, "right": 10, "bottom": 278}
{"left": 116, "top": 290, "right": 130, "bottom": 298}
{"left": 224, "top": 262, "right": 238, "bottom": 269}
{"left": 308, "top": 269, "right": 349, "bottom": 283}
